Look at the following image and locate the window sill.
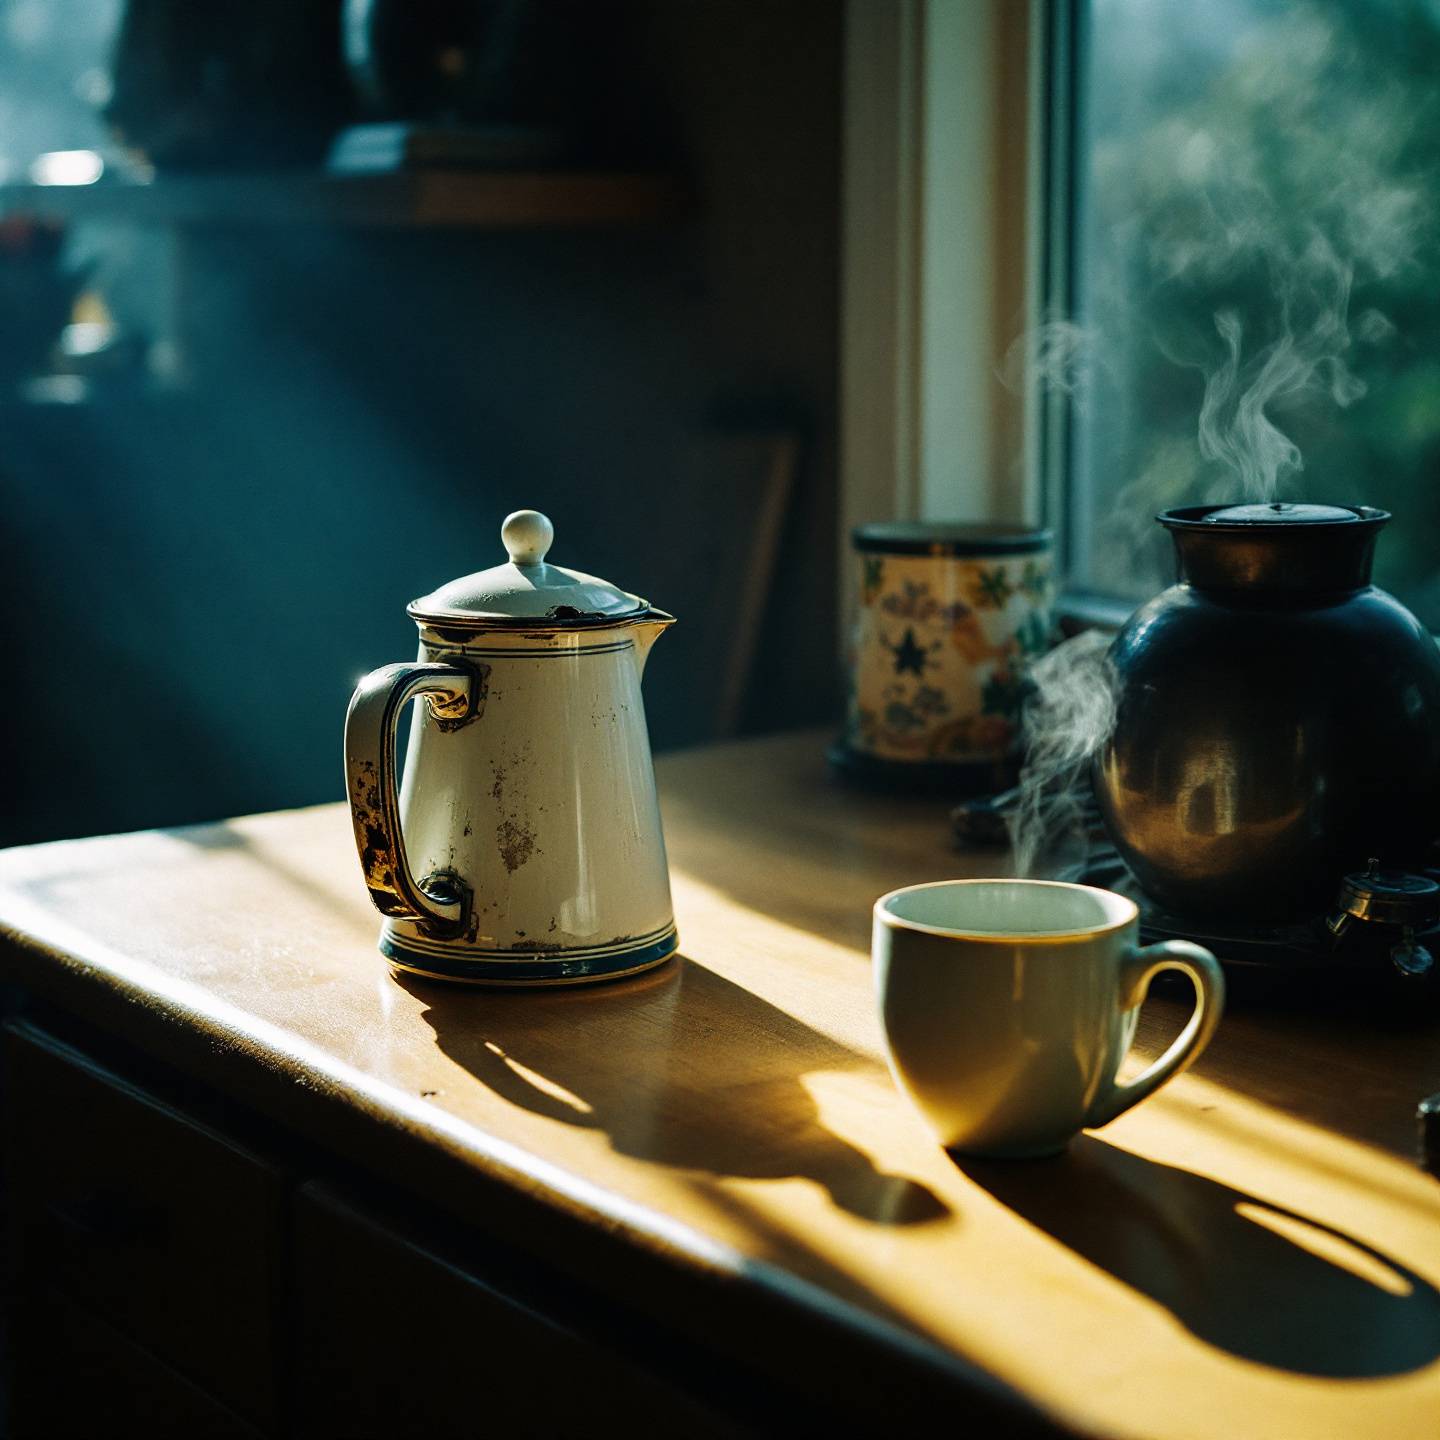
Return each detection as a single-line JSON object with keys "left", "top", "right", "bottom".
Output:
{"left": 1056, "top": 589, "right": 1138, "bottom": 635}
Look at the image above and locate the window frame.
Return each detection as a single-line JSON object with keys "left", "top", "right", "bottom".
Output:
{"left": 839, "top": 0, "right": 1152, "bottom": 644}
{"left": 838, "top": 0, "right": 1045, "bottom": 641}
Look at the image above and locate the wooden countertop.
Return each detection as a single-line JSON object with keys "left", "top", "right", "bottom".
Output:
{"left": 2, "top": 730, "right": 1438, "bottom": 1438}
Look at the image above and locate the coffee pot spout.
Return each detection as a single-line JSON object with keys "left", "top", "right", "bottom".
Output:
{"left": 630, "top": 609, "right": 676, "bottom": 679}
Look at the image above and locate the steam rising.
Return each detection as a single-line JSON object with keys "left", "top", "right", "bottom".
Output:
{"left": 1007, "top": 631, "right": 1116, "bottom": 878}
{"left": 998, "top": 5, "right": 1440, "bottom": 873}
{"left": 1062, "top": 6, "right": 1432, "bottom": 526}
{"left": 1193, "top": 241, "right": 1362, "bottom": 500}
{"left": 1001, "top": 320, "right": 1103, "bottom": 413}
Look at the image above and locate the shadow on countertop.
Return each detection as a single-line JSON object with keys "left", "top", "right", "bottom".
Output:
{"left": 400, "top": 954, "right": 947, "bottom": 1229}
{"left": 957, "top": 1134, "right": 1440, "bottom": 1379}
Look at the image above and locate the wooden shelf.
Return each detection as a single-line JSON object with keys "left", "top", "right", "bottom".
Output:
{"left": 0, "top": 169, "right": 684, "bottom": 230}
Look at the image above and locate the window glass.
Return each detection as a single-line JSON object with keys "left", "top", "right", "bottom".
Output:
{"left": 1068, "top": 0, "right": 1440, "bottom": 620}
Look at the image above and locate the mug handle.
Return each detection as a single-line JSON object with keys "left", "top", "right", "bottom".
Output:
{"left": 1084, "top": 939, "right": 1226, "bottom": 1130}
{"left": 344, "top": 661, "right": 484, "bottom": 937}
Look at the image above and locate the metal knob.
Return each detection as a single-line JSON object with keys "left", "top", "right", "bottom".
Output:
{"left": 1331, "top": 860, "right": 1440, "bottom": 929}
{"left": 1392, "top": 937, "right": 1434, "bottom": 980}
{"left": 1326, "top": 861, "right": 1439, "bottom": 979}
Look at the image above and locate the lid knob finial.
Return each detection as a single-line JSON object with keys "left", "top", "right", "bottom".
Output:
{"left": 502, "top": 509, "right": 554, "bottom": 568}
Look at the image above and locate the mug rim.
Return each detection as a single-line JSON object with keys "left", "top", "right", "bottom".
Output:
{"left": 874, "top": 877, "right": 1139, "bottom": 944}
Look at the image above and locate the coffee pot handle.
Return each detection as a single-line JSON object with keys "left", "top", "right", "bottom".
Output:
{"left": 344, "top": 661, "right": 483, "bottom": 937}
{"left": 1085, "top": 939, "right": 1226, "bottom": 1130}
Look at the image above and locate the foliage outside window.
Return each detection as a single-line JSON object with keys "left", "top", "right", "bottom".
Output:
{"left": 1067, "top": 0, "right": 1440, "bottom": 622}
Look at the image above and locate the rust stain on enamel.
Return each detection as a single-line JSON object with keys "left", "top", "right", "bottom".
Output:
{"left": 496, "top": 817, "right": 536, "bottom": 873}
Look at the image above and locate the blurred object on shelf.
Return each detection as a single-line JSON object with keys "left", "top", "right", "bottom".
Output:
{"left": 344, "top": 0, "right": 593, "bottom": 127}
{"left": 0, "top": 215, "right": 87, "bottom": 387}
{"left": 6, "top": 280, "right": 153, "bottom": 400}
{"left": 326, "top": 120, "right": 564, "bottom": 175}
{"left": 0, "top": 0, "right": 127, "bottom": 184}
{"left": 29, "top": 149, "right": 105, "bottom": 187}
{"left": 54, "top": 314, "right": 148, "bottom": 384}
{"left": 332, "top": 0, "right": 630, "bottom": 172}
{"left": 19, "top": 374, "right": 88, "bottom": 406}
{"left": 103, "top": 0, "right": 352, "bottom": 169}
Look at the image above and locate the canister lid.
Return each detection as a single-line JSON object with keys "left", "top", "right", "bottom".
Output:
{"left": 409, "top": 510, "right": 648, "bottom": 625}
{"left": 853, "top": 521, "right": 1052, "bottom": 556}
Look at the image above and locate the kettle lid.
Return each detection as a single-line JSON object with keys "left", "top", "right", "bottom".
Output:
{"left": 409, "top": 510, "right": 648, "bottom": 625}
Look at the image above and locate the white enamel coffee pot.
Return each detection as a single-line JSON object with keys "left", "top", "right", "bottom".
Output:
{"left": 344, "top": 510, "right": 677, "bottom": 986}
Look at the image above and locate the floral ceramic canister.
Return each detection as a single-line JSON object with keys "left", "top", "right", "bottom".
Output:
{"left": 831, "top": 521, "right": 1054, "bottom": 793}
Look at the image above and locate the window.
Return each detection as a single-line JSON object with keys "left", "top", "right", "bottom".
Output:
{"left": 1058, "top": 0, "right": 1440, "bottom": 621}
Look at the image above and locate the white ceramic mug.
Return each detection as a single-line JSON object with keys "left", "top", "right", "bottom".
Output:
{"left": 873, "top": 879, "right": 1225, "bottom": 1158}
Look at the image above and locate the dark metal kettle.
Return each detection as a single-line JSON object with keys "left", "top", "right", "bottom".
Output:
{"left": 1095, "top": 503, "right": 1440, "bottom": 922}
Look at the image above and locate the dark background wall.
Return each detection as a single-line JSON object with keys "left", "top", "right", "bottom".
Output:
{"left": 0, "top": 0, "right": 843, "bottom": 846}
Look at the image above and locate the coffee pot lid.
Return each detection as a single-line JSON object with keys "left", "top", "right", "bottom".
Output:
{"left": 1201, "top": 502, "right": 1359, "bottom": 525}
{"left": 408, "top": 510, "right": 648, "bottom": 624}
